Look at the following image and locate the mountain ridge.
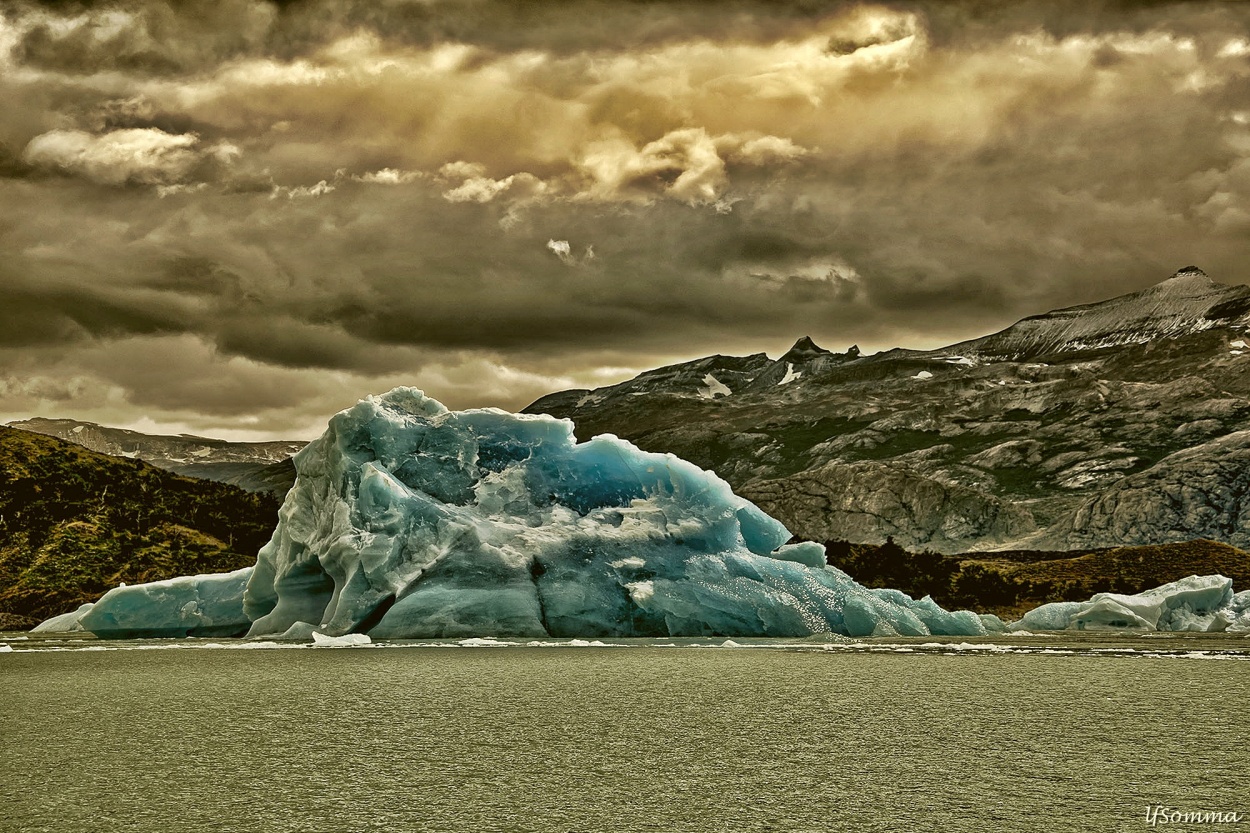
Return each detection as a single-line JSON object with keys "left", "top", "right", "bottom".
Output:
{"left": 525, "top": 267, "right": 1250, "bottom": 552}
{"left": 5, "top": 418, "right": 303, "bottom": 496}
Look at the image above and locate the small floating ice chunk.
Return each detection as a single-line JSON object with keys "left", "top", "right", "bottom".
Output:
{"left": 1231, "top": 340, "right": 1247, "bottom": 348}
{"left": 311, "top": 631, "right": 372, "bottom": 647}
{"left": 721, "top": 639, "right": 743, "bottom": 648}
{"left": 0, "top": 644, "right": 13, "bottom": 653}
{"left": 911, "top": 370, "right": 933, "bottom": 380}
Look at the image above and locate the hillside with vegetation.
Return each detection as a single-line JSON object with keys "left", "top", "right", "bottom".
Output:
{"left": 0, "top": 426, "right": 281, "bottom": 628}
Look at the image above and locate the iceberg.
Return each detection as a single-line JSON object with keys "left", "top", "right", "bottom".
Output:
{"left": 78, "top": 568, "right": 253, "bottom": 639}
{"left": 59, "top": 387, "right": 997, "bottom": 640}
{"left": 239, "top": 388, "right": 995, "bottom": 639}
{"left": 1010, "top": 575, "right": 1242, "bottom": 633}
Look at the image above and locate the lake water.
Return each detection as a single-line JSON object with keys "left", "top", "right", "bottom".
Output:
{"left": 2, "top": 633, "right": 1248, "bottom": 833}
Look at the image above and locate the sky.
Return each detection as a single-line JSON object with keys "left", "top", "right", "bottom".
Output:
{"left": 3, "top": 0, "right": 1250, "bottom": 440}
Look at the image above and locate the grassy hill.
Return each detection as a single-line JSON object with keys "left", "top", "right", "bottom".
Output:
{"left": 0, "top": 426, "right": 281, "bottom": 628}
{"left": 823, "top": 537, "right": 1250, "bottom": 620}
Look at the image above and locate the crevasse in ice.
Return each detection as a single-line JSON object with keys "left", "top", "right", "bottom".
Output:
{"left": 67, "top": 387, "right": 997, "bottom": 639}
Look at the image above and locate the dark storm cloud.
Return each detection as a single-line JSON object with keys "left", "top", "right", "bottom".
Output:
{"left": 4, "top": 0, "right": 1250, "bottom": 435}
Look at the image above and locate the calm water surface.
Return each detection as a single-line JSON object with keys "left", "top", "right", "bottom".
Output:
{"left": 2, "top": 634, "right": 1248, "bottom": 833}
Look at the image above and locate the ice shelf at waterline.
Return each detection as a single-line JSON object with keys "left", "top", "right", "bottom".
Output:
{"left": 59, "top": 387, "right": 1004, "bottom": 640}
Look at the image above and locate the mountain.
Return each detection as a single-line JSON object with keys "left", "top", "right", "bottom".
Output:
{"left": 949, "top": 266, "right": 1250, "bottom": 359}
{"left": 525, "top": 267, "right": 1250, "bottom": 552}
{"left": 0, "top": 426, "right": 281, "bottom": 628}
{"left": 6, "top": 418, "right": 303, "bottom": 496}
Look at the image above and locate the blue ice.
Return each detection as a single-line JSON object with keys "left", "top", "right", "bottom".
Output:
{"left": 49, "top": 388, "right": 1001, "bottom": 639}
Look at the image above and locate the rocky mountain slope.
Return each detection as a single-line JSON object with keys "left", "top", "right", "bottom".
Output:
{"left": 526, "top": 267, "right": 1250, "bottom": 552}
{"left": 7, "top": 418, "right": 302, "bottom": 496}
{"left": 0, "top": 426, "right": 281, "bottom": 628}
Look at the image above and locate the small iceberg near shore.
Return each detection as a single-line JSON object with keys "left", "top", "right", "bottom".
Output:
{"left": 1010, "top": 575, "right": 1250, "bottom": 633}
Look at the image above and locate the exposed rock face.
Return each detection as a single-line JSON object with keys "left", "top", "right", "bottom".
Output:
{"left": 1042, "top": 432, "right": 1250, "bottom": 549}
{"left": 742, "top": 461, "right": 1035, "bottom": 550}
{"left": 526, "top": 268, "right": 1250, "bottom": 551}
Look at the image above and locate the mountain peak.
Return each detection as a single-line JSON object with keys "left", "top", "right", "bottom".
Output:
{"left": 1157, "top": 265, "right": 1214, "bottom": 288}
{"left": 951, "top": 267, "right": 1250, "bottom": 360}
{"left": 790, "top": 336, "right": 827, "bottom": 353}
{"left": 779, "top": 336, "right": 833, "bottom": 365}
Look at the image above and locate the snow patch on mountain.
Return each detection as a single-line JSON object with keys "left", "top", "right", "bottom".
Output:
{"left": 779, "top": 363, "right": 802, "bottom": 385}
{"left": 699, "top": 374, "right": 732, "bottom": 399}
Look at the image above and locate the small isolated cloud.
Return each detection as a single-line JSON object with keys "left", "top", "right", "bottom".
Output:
{"left": 273, "top": 180, "right": 335, "bottom": 199}
{"left": 720, "top": 134, "right": 810, "bottom": 165}
{"left": 547, "top": 238, "right": 572, "bottom": 258}
{"left": 546, "top": 238, "right": 595, "bottom": 266}
{"left": 21, "top": 128, "right": 233, "bottom": 186}
{"left": 156, "top": 182, "right": 209, "bottom": 199}
{"left": 577, "top": 129, "right": 809, "bottom": 204}
{"left": 355, "top": 168, "right": 423, "bottom": 185}
{"left": 439, "top": 162, "right": 549, "bottom": 204}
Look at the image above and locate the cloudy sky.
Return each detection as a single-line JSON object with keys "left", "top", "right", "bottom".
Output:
{"left": 3, "top": 0, "right": 1250, "bottom": 439}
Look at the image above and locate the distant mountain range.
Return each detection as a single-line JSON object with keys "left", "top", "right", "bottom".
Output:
{"left": 526, "top": 267, "right": 1250, "bottom": 552}
{"left": 11, "top": 265, "right": 1250, "bottom": 556}
{"left": 7, "top": 269, "right": 1250, "bottom": 627}
{"left": 6, "top": 418, "right": 302, "bottom": 496}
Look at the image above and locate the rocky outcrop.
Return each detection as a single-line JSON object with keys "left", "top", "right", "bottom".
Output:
{"left": 1042, "top": 432, "right": 1250, "bottom": 549}
{"left": 741, "top": 461, "right": 1036, "bottom": 550}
